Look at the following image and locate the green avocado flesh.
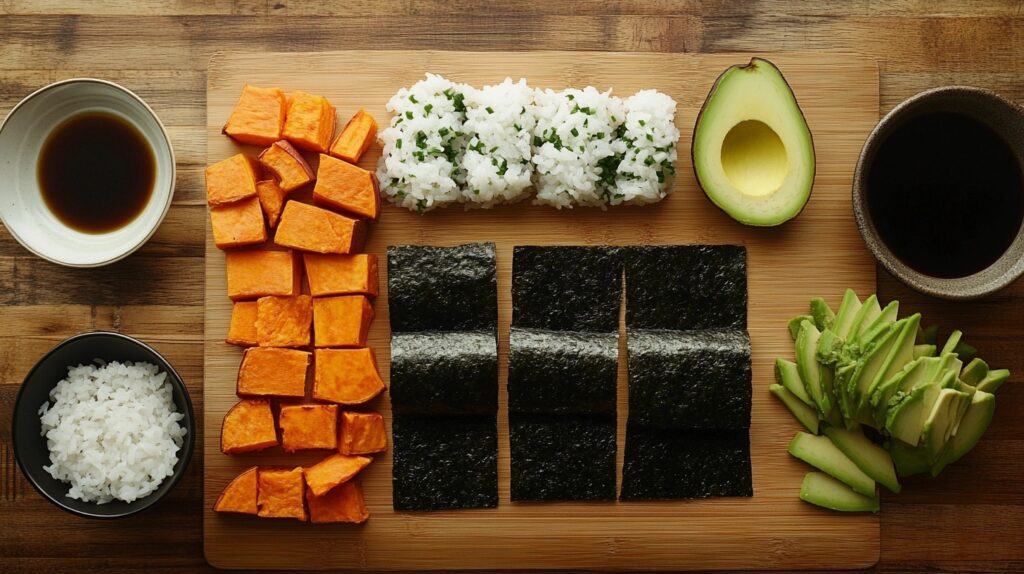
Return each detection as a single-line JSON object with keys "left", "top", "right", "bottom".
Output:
{"left": 775, "top": 358, "right": 812, "bottom": 405}
{"left": 692, "top": 57, "right": 814, "bottom": 226}
{"left": 770, "top": 384, "right": 819, "bottom": 434}
{"left": 788, "top": 432, "right": 875, "bottom": 496}
{"left": 824, "top": 426, "right": 900, "bottom": 493}
{"left": 800, "top": 472, "right": 879, "bottom": 513}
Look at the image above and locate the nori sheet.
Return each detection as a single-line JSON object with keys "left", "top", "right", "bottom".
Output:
{"left": 624, "top": 245, "right": 747, "bottom": 330}
{"left": 391, "top": 415, "right": 499, "bottom": 511}
{"left": 620, "top": 425, "right": 752, "bottom": 500}
{"left": 509, "top": 414, "right": 617, "bottom": 501}
{"left": 387, "top": 242, "right": 497, "bottom": 332}
{"left": 508, "top": 328, "right": 618, "bottom": 414}
{"left": 627, "top": 329, "right": 752, "bottom": 430}
{"left": 511, "top": 246, "right": 622, "bottom": 332}
{"left": 390, "top": 330, "right": 498, "bottom": 415}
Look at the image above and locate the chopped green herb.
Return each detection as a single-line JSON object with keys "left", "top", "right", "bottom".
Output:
{"left": 396, "top": 139, "right": 403, "bottom": 149}
{"left": 571, "top": 127, "right": 579, "bottom": 137}
{"left": 424, "top": 103, "right": 434, "bottom": 114}
{"left": 409, "top": 95, "right": 419, "bottom": 104}
{"left": 485, "top": 106, "right": 494, "bottom": 114}
{"left": 497, "top": 158, "right": 508, "bottom": 176}
{"left": 639, "top": 119, "right": 646, "bottom": 126}
{"left": 567, "top": 94, "right": 575, "bottom": 100}
{"left": 439, "top": 127, "right": 450, "bottom": 137}
{"left": 405, "top": 111, "right": 414, "bottom": 120}
{"left": 533, "top": 135, "right": 543, "bottom": 147}
{"left": 415, "top": 131, "right": 428, "bottom": 149}
{"left": 645, "top": 156, "right": 655, "bottom": 166}
{"left": 646, "top": 133, "right": 654, "bottom": 142}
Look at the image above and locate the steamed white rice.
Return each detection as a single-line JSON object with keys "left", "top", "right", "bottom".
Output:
{"left": 38, "top": 360, "right": 187, "bottom": 504}
{"left": 608, "top": 90, "right": 680, "bottom": 206}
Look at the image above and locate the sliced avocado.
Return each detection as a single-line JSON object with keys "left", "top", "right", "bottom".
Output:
{"left": 865, "top": 300, "right": 899, "bottom": 333}
{"left": 788, "top": 432, "right": 875, "bottom": 496}
{"left": 770, "top": 384, "right": 820, "bottom": 434}
{"left": 870, "top": 356, "right": 934, "bottom": 428}
{"left": 692, "top": 58, "right": 815, "bottom": 226}
{"left": 885, "top": 380, "right": 941, "bottom": 446}
{"left": 919, "top": 324, "right": 938, "bottom": 346}
{"left": 788, "top": 314, "right": 813, "bottom": 341}
{"left": 976, "top": 368, "right": 1010, "bottom": 393}
{"left": 930, "top": 390, "right": 995, "bottom": 476}
{"left": 833, "top": 289, "right": 863, "bottom": 339}
{"left": 799, "top": 472, "right": 879, "bottom": 513}
{"left": 816, "top": 329, "right": 845, "bottom": 367}
{"left": 871, "top": 314, "right": 922, "bottom": 396}
{"left": 921, "top": 388, "right": 969, "bottom": 464}
{"left": 774, "top": 358, "right": 812, "bottom": 405}
{"left": 847, "top": 294, "right": 880, "bottom": 342}
{"left": 936, "top": 352, "right": 963, "bottom": 383}
{"left": 889, "top": 438, "right": 930, "bottom": 477}
{"left": 913, "top": 344, "right": 937, "bottom": 358}
{"left": 834, "top": 363, "right": 857, "bottom": 427}
{"left": 824, "top": 426, "right": 900, "bottom": 493}
{"left": 939, "top": 330, "right": 963, "bottom": 357}
{"left": 809, "top": 297, "right": 835, "bottom": 332}
{"left": 953, "top": 339, "right": 977, "bottom": 362}
{"left": 796, "top": 321, "right": 832, "bottom": 418}
{"left": 844, "top": 322, "right": 900, "bottom": 416}
{"left": 960, "top": 358, "right": 989, "bottom": 386}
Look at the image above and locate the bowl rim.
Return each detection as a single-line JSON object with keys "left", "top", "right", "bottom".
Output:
{"left": 11, "top": 331, "right": 196, "bottom": 519}
{"left": 0, "top": 77, "right": 177, "bottom": 268}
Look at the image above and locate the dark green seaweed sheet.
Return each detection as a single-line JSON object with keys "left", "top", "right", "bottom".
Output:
{"left": 509, "top": 414, "right": 616, "bottom": 501}
{"left": 511, "top": 246, "right": 622, "bottom": 332}
{"left": 391, "top": 415, "right": 499, "bottom": 511}
{"left": 390, "top": 331, "right": 498, "bottom": 415}
{"left": 620, "top": 426, "right": 752, "bottom": 500}
{"left": 623, "top": 245, "right": 747, "bottom": 330}
{"left": 387, "top": 243, "right": 497, "bottom": 332}
{"left": 628, "top": 329, "right": 752, "bottom": 430}
{"left": 508, "top": 328, "right": 618, "bottom": 414}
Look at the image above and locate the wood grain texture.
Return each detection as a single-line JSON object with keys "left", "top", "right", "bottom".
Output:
{"left": 0, "top": 3, "right": 1022, "bottom": 573}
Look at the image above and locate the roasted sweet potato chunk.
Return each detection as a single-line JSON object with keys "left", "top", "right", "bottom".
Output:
{"left": 205, "top": 154, "right": 259, "bottom": 206}
{"left": 214, "top": 466, "right": 259, "bottom": 515}
{"left": 225, "top": 250, "right": 300, "bottom": 301}
{"left": 223, "top": 85, "right": 287, "bottom": 147}
{"left": 227, "top": 301, "right": 258, "bottom": 347}
{"left": 329, "top": 109, "right": 378, "bottom": 164}
{"left": 338, "top": 411, "right": 387, "bottom": 455}
{"left": 255, "top": 180, "right": 288, "bottom": 228}
{"left": 306, "top": 479, "right": 369, "bottom": 524}
{"left": 274, "top": 201, "right": 365, "bottom": 254}
{"left": 313, "top": 154, "right": 380, "bottom": 221}
{"left": 283, "top": 91, "right": 335, "bottom": 153}
{"left": 303, "top": 253, "right": 379, "bottom": 297}
{"left": 255, "top": 295, "right": 312, "bottom": 348}
{"left": 257, "top": 467, "right": 307, "bottom": 521}
{"left": 302, "top": 452, "right": 371, "bottom": 496}
{"left": 221, "top": 399, "right": 279, "bottom": 454}
{"left": 278, "top": 404, "right": 338, "bottom": 452}
{"left": 259, "top": 140, "right": 315, "bottom": 192}
{"left": 313, "top": 295, "right": 374, "bottom": 348}
{"left": 313, "top": 348, "right": 385, "bottom": 405}
{"left": 210, "top": 195, "right": 267, "bottom": 249}
{"left": 237, "top": 347, "right": 309, "bottom": 398}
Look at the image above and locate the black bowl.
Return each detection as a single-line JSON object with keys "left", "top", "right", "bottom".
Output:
{"left": 11, "top": 331, "right": 195, "bottom": 519}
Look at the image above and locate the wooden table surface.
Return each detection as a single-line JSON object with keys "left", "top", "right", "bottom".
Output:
{"left": 0, "top": 2, "right": 1022, "bottom": 573}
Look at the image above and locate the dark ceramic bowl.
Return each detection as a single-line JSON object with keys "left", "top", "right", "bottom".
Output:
{"left": 11, "top": 331, "right": 194, "bottom": 519}
{"left": 853, "top": 86, "right": 1024, "bottom": 300}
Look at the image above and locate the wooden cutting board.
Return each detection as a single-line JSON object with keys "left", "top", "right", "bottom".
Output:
{"left": 204, "top": 50, "right": 879, "bottom": 571}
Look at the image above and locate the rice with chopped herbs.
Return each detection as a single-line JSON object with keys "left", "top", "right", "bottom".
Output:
{"left": 608, "top": 90, "right": 680, "bottom": 206}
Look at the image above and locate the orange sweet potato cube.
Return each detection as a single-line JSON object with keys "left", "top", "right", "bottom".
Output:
{"left": 278, "top": 404, "right": 338, "bottom": 452}
{"left": 255, "top": 180, "right": 288, "bottom": 228}
{"left": 282, "top": 91, "right": 336, "bottom": 153}
{"left": 313, "top": 154, "right": 381, "bottom": 221}
{"left": 226, "top": 301, "right": 258, "bottom": 347}
{"left": 210, "top": 195, "right": 267, "bottom": 249}
{"left": 303, "top": 253, "right": 379, "bottom": 297}
{"left": 313, "top": 295, "right": 374, "bottom": 348}
{"left": 223, "top": 85, "right": 287, "bottom": 147}
{"left": 258, "top": 140, "right": 315, "bottom": 192}
{"left": 205, "top": 154, "right": 260, "bottom": 206}
{"left": 306, "top": 479, "right": 369, "bottom": 524}
{"left": 329, "top": 109, "right": 378, "bottom": 164}
{"left": 313, "top": 348, "right": 385, "bottom": 405}
{"left": 302, "top": 452, "right": 371, "bottom": 496}
{"left": 221, "top": 399, "right": 279, "bottom": 454}
{"left": 255, "top": 295, "right": 312, "bottom": 348}
{"left": 214, "top": 466, "right": 259, "bottom": 515}
{"left": 225, "top": 250, "right": 300, "bottom": 301}
{"left": 257, "top": 467, "right": 307, "bottom": 521}
{"left": 237, "top": 347, "right": 309, "bottom": 398}
{"left": 338, "top": 411, "right": 387, "bottom": 455}
{"left": 273, "top": 201, "right": 365, "bottom": 255}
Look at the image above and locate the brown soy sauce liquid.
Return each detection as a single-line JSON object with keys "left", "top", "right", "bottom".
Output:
{"left": 38, "top": 112, "right": 156, "bottom": 234}
{"left": 867, "top": 112, "right": 1024, "bottom": 278}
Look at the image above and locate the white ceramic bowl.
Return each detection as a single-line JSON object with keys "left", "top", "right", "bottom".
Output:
{"left": 0, "top": 79, "right": 175, "bottom": 267}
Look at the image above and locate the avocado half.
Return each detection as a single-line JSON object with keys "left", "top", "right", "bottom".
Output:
{"left": 692, "top": 58, "right": 815, "bottom": 226}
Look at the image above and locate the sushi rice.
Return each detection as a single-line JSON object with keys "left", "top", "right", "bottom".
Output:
{"left": 609, "top": 90, "right": 680, "bottom": 206}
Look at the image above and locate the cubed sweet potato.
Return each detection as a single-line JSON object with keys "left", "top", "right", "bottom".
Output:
{"left": 338, "top": 411, "right": 387, "bottom": 455}
{"left": 273, "top": 201, "right": 365, "bottom": 255}
{"left": 329, "top": 109, "right": 378, "bottom": 164}
{"left": 257, "top": 467, "right": 307, "bottom": 521}
{"left": 223, "top": 84, "right": 287, "bottom": 147}
{"left": 313, "top": 295, "right": 374, "bottom": 347}
{"left": 278, "top": 404, "right": 338, "bottom": 452}
{"left": 227, "top": 301, "right": 258, "bottom": 347}
{"left": 303, "top": 253, "right": 379, "bottom": 297}
{"left": 282, "top": 91, "right": 336, "bottom": 153}
{"left": 256, "top": 180, "right": 288, "bottom": 228}
{"left": 306, "top": 479, "right": 369, "bottom": 524}
{"left": 221, "top": 399, "right": 279, "bottom": 454}
{"left": 302, "top": 452, "right": 371, "bottom": 496}
{"left": 237, "top": 347, "right": 309, "bottom": 398}
{"left": 214, "top": 466, "right": 259, "bottom": 515}
{"left": 313, "top": 154, "right": 380, "bottom": 221}
{"left": 258, "top": 140, "right": 315, "bottom": 192}
{"left": 312, "top": 348, "right": 385, "bottom": 405}
{"left": 210, "top": 195, "right": 267, "bottom": 249}
{"left": 255, "top": 295, "right": 312, "bottom": 348}
{"left": 225, "top": 250, "right": 300, "bottom": 301}
{"left": 205, "top": 153, "right": 260, "bottom": 206}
